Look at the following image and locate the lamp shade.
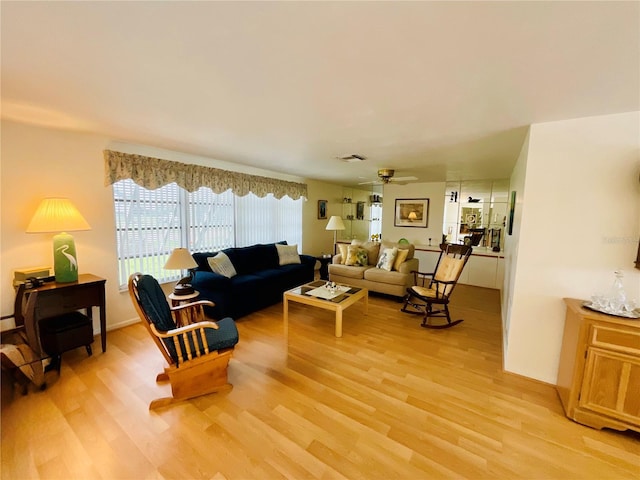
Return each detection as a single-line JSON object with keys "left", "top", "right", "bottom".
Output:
{"left": 408, "top": 211, "right": 418, "bottom": 221}
{"left": 26, "top": 198, "right": 91, "bottom": 233}
{"left": 325, "top": 216, "right": 345, "bottom": 231}
{"left": 164, "top": 248, "right": 197, "bottom": 270}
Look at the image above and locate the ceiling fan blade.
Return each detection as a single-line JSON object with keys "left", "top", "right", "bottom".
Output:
{"left": 357, "top": 180, "right": 381, "bottom": 185}
{"left": 390, "top": 176, "right": 418, "bottom": 182}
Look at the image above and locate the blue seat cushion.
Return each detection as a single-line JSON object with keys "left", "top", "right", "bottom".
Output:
{"left": 163, "top": 317, "right": 239, "bottom": 364}
{"left": 137, "top": 274, "right": 176, "bottom": 331}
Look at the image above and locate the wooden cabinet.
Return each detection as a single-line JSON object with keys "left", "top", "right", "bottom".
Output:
{"left": 557, "top": 299, "right": 640, "bottom": 432}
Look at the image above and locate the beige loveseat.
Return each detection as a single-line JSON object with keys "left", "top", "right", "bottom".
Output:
{"left": 328, "top": 240, "right": 419, "bottom": 298}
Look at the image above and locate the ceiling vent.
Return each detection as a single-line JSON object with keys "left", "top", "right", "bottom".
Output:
{"left": 337, "top": 154, "right": 366, "bottom": 163}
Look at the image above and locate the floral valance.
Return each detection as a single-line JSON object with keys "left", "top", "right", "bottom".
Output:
{"left": 103, "top": 150, "right": 307, "bottom": 200}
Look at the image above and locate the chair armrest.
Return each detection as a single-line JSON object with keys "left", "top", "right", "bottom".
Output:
{"left": 170, "top": 300, "right": 215, "bottom": 312}
{"left": 170, "top": 300, "right": 216, "bottom": 327}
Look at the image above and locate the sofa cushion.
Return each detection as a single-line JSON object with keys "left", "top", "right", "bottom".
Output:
{"left": 328, "top": 263, "right": 371, "bottom": 280}
{"left": 207, "top": 251, "right": 237, "bottom": 278}
{"left": 364, "top": 267, "right": 409, "bottom": 286}
{"left": 376, "top": 247, "right": 398, "bottom": 271}
{"left": 276, "top": 243, "right": 301, "bottom": 266}
{"left": 224, "top": 243, "right": 282, "bottom": 274}
{"left": 193, "top": 251, "right": 215, "bottom": 272}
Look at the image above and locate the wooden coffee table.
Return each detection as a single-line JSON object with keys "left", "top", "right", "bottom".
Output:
{"left": 283, "top": 280, "right": 368, "bottom": 337}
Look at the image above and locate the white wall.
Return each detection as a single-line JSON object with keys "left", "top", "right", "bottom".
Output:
{"left": 0, "top": 120, "right": 336, "bottom": 331}
{"left": 502, "top": 129, "right": 530, "bottom": 344}
{"left": 503, "top": 112, "right": 640, "bottom": 383}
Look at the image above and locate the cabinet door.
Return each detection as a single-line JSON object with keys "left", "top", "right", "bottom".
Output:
{"left": 464, "top": 255, "right": 498, "bottom": 288}
{"left": 580, "top": 347, "right": 640, "bottom": 426}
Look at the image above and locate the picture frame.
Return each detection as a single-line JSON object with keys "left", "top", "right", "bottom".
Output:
{"left": 317, "top": 199, "right": 327, "bottom": 219}
{"left": 507, "top": 190, "right": 516, "bottom": 235}
{"left": 394, "top": 198, "right": 429, "bottom": 228}
{"left": 356, "top": 201, "right": 365, "bottom": 220}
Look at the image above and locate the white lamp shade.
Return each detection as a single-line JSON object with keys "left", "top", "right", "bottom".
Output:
{"left": 325, "top": 216, "right": 345, "bottom": 231}
{"left": 26, "top": 198, "right": 91, "bottom": 233}
{"left": 164, "top": 247, "right": 197, "bottom": 270}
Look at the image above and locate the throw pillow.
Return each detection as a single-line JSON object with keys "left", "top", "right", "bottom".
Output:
{"left": 376, "top": 247, "right": 398, "bottom": 271}
{"left": 276, "top": 243, "right": 301, "bottom": 266}
{"left": 344, "top": 245, "right": 360, "bottom": 266}
{"left": 351, "top": 239, "right": 381, "bottom": 265}
{"left": 337, "top": 243, "right": 349, "bottom": 264}
{"left": 393, "top": 248, "right": 409, "bottom": 271}
{"left": 356, "top": 248, "right": 369, "bottom": 266}
{"left": 207, "top": 252, "right": 237, "bottom": 278}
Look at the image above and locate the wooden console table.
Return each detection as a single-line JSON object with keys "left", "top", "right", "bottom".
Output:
{"left": 557, "top": 298, "right": 640, "bottom": 432}
{"left": 25, "top": 274, "right": 107, "bottom": 353}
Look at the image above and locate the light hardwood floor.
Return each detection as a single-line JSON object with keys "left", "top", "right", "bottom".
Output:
{"left": 2, "top": 285, "right": 639, "bottom": 479}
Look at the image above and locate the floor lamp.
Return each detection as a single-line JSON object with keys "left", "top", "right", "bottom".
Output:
{"left": 325, "top": 215, "right": 345, "bottom": 255}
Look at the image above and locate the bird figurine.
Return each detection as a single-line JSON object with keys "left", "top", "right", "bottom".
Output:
{"left": 468, "top": 196, "right": 480, "bottom": 203}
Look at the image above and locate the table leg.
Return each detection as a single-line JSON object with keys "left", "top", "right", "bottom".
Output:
{"left": 99, "top": 287, "right": 107, "bottom": 352}
{"left": 335, "top": 308, "right": 343, "bottom": 337}
{"left": 363, "top": 293, "right": 368, "bottom": 315}
{"left": 283, "top": 297, "right": 289, "bottom": 338}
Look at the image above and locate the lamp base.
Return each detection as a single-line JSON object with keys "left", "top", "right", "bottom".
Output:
{"left": 53, "top": 232, "right": 79, "bottom": 283}
{"left": 173, "top": 283, "right": 195, "bottom": 296}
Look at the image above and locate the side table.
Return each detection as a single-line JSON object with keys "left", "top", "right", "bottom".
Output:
{"left": 168, "top": 291, "right": 200, "bottom": 326}
{"left": 316, "top": 255, "right": 332, "bottom": 281}
{"left": 168, "top": 291, "right": 200, "bottom": 307}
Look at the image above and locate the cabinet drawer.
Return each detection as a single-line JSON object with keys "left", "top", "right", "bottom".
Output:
{"left": 34, "top": 285, "right": 101, "bottom": 318}
{"left": 590, "top": 324, "right": 640, "bottom": 355}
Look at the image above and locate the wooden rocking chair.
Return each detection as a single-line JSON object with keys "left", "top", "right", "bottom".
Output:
{"left": 401, "top": 244, "right": 472, "bottom": 329}
{"left": 128, "top": 273, "right": 239, "bottom": 409}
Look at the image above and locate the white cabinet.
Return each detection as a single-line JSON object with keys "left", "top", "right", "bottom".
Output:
{"left": 414, "top": 248, "right": 504, "bottom": 290}
{"left": 464, "top": 255, "right": 499, "bottom": 289}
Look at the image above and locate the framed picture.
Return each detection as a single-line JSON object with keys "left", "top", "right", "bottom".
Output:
{"left": 394, "top": 198, "right": 429, "bottom": 228}
{"left": 317, "top": 199, "right": 327, "bottom": 219}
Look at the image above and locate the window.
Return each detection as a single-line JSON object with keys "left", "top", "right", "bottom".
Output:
{"left": 113, "top": 180, "right": 303, "bottom": 288}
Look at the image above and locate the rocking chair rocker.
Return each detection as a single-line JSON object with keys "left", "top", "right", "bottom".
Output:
{"left": 129, "top": 273, "right": 239, "bottom": 409}
{"left": 401, "top": 243, "right": 472, "bottom": 329}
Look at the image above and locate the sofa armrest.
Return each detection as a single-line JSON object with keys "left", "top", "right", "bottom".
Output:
{"left": 332, "top": 254, "right": 343, "bottom": 264}
{"left": 299, "top": 254, "right": 316, "bottom": 267}
{"left": 398, "top": 257, "right": 419, "bottom": 274}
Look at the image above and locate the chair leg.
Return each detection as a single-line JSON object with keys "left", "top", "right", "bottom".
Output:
{"left": 420, "top": 303, "right": 464, "bottom": 329}
{"left": 45, "top": 355, "right": 62, "bottom": 373}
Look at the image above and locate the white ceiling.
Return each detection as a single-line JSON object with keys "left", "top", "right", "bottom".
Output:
{"left": 2, "top": 1, "right": 638, "bottom": 186}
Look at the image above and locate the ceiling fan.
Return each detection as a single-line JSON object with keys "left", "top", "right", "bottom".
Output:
{"left": 358, "top": 168, "right": 418, "bottom": 185}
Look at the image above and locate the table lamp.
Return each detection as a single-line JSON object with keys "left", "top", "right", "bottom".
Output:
{"left": 164, "top": 247, "right": 198, "bottom": 295}
{"left": 325, "top": 215, "right": 345, "bottom": 254}
{"left": 26, "top": 198, "right": 91, "bottom": 283}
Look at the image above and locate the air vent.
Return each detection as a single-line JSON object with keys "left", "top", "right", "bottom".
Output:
{"left": 337, "top": 154, "right": 366, "bottom": 163}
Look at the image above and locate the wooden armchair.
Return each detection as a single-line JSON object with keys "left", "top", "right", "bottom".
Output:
{"left": 401, "top": 244, "right": 473, "bottom": 329}
{"left": 128, "top": 273, "right": 239, "bottom": 409}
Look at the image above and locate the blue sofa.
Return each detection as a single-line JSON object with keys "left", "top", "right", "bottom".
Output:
{"left": 191, "top": 242, "right": 315, "bottom": 319}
